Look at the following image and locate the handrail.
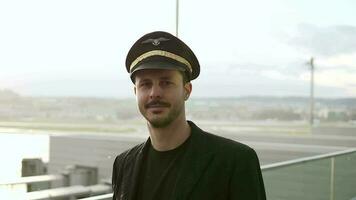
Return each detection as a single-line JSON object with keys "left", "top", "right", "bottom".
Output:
{"left": 78, "top": 193, "right": 113, "bottom": 200}
{"left": 0, "top": 174, "right": 63, "bottom": 186}
{"left": 261, "top": 148, "right": 356, "bottom": 170}
{"left": 27, "top": 184, "right": 112, "bottom": 200}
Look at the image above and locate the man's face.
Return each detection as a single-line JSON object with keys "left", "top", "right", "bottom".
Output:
{"left": 134, "top": 69, "right": 192, "bottom": 128}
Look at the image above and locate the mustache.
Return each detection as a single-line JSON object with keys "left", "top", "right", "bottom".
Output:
{"left": 145, "top": 100, "right": 171, "bottom": 108}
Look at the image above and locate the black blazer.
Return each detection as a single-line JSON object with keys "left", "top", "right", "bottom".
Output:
{"left": 112, "top": 121, "right": 266, "bottom": 200}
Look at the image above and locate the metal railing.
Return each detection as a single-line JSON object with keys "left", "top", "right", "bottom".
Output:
{"left": 79, "top": 193, "right": 113, "bottom": 200}
{"left": 0, "top": 175, "right": 63, "bottom": 186}
{"left": 262, "top": 148, "right": 356, "bottom": 200}
{"left": 80, "top": 148, "right": 356, "bottom": 200}
{"left": 26, "top": 184, "right": 112, "bottom": 200}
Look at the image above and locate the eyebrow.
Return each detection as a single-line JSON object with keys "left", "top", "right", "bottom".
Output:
{"left": 159, "top": 76, "right": 173, "bottom": 80}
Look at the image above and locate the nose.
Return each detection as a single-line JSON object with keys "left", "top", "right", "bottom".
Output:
{"left": 149, "top": 83, "right": 162, "bottom": 99}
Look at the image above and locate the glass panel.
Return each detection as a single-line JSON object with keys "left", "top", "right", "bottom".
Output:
{"left": 263, "top": 159, "right": 331, "bottom": 200}
{"left": 334, "top": 152, "right": 356, "bottom": 200}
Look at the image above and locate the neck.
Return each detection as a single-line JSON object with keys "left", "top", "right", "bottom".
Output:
{"left": 147, "top": 113, "right": 191, "bottom": 151}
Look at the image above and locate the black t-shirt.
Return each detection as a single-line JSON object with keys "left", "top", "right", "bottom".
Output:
{"left": 135, "top": 136, "right": 191, "bottom": 200}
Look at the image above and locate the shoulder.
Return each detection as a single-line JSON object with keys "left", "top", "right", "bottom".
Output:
{"left": 189, "top": 121, "right": 257, "bottom": 159}
{"left": 204, "top": 130, "right": 256, "bottom": 156}
{"left": 189, "top": 121, "right": 253, "bottom": 152}
{"left": 200, "top": 131, "right": 262, "bottom": 175}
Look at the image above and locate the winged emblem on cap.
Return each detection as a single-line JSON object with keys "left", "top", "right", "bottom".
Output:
{"left": 142, "top": 37, "right": 170, "bottom": 46}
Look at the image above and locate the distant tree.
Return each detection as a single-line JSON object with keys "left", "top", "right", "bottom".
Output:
{"left": 252, "top": 108, "right": 301, "bottom": 121}
{"left": 350, "top": 110, "right": 356, "bottom": 120}
{"left": 327, "top": 111, "right": 349, "bottom": 121}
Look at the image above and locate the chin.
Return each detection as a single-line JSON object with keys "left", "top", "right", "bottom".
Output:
{"left": 148, "top": 117, "right": 174, "bottom": 128}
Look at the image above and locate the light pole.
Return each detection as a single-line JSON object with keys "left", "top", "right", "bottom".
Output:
{"left": 175, "top": 0, "right": 179, "bottom": 37}
{"left": 308, "top": 57, "right": 315, "bottom": 127}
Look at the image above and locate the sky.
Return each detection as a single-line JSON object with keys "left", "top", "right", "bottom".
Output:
{"left": 0, "top": 0, "right": 355, "bottom": 98}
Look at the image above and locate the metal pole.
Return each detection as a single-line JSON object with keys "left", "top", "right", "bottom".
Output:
{"left": 175, "top": 0, "right": 179, "bottom": 37}
{"left": 309, "top": 57, "right": 314, "bottom": 127}
{"left": 330, "top": 157, "right": 335, "bottom": 200}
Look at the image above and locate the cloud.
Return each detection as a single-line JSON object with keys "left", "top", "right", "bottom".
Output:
{"left": 289, "top": 24, "right": 356, "bottom": 56}
{"left": 205, "top": 62, "right": 307, "bottom": 75}
{"left": 315, "top": 53, "right": 356, "bottom": 71}
{"left": 260, "top": 70, "right": 297, "bottom": 81}
{"left": 299, "top": 69, "right": 356, "bottom": 92}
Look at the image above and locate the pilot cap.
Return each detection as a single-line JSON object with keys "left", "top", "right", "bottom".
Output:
{"left": 125, "top": 31, "right": 200, "bottom": 82}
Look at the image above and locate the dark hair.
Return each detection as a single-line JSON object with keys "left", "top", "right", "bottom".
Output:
{"left": 179, "top": 70, "right": 190, "bottom": 84}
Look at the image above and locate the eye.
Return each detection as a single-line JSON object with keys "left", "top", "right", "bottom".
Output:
{"left": 139, "top": 81, "right": 151, "bottom": 88}
{"left": 161, "top": 80, "right": 172, "bottom": 86}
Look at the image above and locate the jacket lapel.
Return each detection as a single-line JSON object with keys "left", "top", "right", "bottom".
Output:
{"left": 172, "top": 122, "right": 214, "bottom": 199}
{"left": 123, "top": 139, "right": 150, "bottom": 200}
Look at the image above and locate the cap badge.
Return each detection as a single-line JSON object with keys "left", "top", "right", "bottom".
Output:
{"left": 142, "top": 37, "right": 170, "bottom": 46}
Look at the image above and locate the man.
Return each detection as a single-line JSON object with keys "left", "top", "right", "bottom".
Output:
{"left": 112, "top": 31, "right": 266, "bottom": 200}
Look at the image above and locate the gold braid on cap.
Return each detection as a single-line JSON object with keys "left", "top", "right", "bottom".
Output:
{"left": 129, "top": 50, "right": 192, "bottom": 73}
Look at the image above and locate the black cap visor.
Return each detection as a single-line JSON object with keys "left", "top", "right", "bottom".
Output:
{"left": 130, "top": 59, "right": 188, "bottom": 83}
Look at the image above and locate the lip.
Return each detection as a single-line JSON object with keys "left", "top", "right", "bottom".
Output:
{"left": 147, "top": 105, "right": 168, "bottom": 110}
{"left": 147, "top": 106, "right": 167, "bottom": 114}
{"left": 145, "top": 102, "right": 170, "bottom": 109}
{"left": 147, "top": 105, "right": 168, "bottom": 108}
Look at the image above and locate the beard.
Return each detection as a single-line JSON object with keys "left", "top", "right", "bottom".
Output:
{"left": 141, "top": 99, "right": 184, "bottom": 128}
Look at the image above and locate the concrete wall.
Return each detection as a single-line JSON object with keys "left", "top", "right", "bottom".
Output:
{"left": 48, "top": 134, "right": 145, "bottom": 182}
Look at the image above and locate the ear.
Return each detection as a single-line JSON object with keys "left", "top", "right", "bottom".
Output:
{"left": 183, "top": 82, "right": 192, "bottom": 100}
{"left": 134, "top": 86, "right": 137, "bottom": 96}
